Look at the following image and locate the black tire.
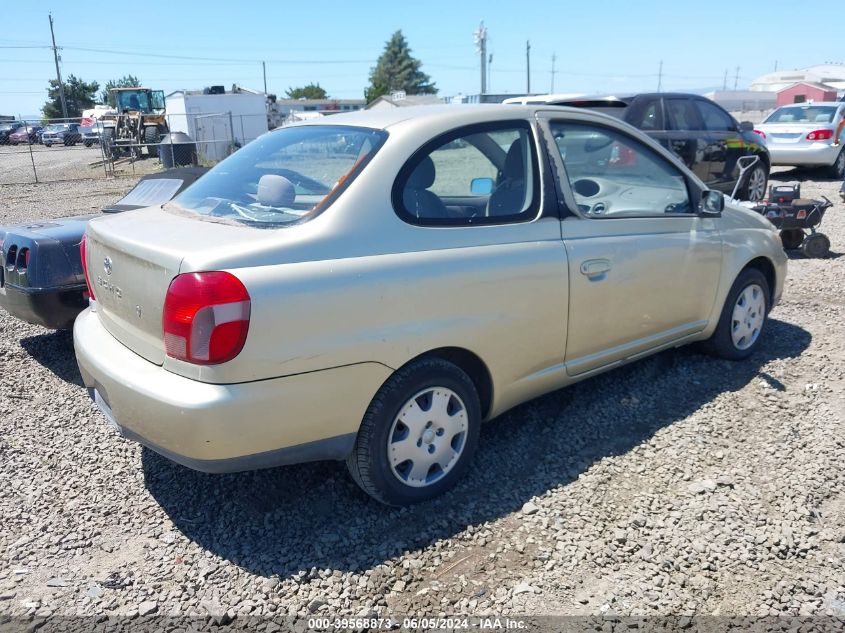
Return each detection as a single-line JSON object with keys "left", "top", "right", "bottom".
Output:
{"left": 829, "top": 148, "right": 845, "bottom": 179}
{"left": 780, "top": 228, "right": 805, "bottom": 250}
{"left": 84, "top": 141, "right": 93, "bottom": 148}
{"left": 801, "top": 233, "right": 830, "bottom": 259}
{"left": 347, "top": 357, "right": 482, "bottom": 505}
{"left": 44, "top": 142, "right": 52, "bottom": 148}
{"left": 739, "top": 163, "right": 768, "bottom": 201}
{"left": 144, "top": 126, "right": 160, "bottom": 157}
{"left": 702, "top": 267, "right": 770, "bottom": 361}
{"left": 101, "top": 128, "right": 115, "bottom": 159}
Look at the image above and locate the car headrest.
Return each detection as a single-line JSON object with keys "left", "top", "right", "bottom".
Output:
{"left": 258, "top": 174, "right": 296, "bottom": 207}
{"left": 407, "top": 155, "right": 436, "bottom": 189}
{"left": 501, "top": 140, "right": 525, "bottom": 181}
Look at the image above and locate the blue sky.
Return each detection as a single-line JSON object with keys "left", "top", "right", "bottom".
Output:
{"left": 1, "top": 0, "right": 841, "bottom": 117}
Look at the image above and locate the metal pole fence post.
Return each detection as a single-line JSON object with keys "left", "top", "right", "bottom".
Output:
{"left": 169, "top": 114, "right": 175, "bottom": 168}
{"left": 21, "top": 115, "right": 39, "bottom": 184}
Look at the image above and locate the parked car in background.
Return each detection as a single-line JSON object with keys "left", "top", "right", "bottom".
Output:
{"left": 7, "top": 125, "right": 42, "bottom": 145}
{"left": 0, "top": 168, "right": 208, "bottom": 330}
{"left": 80, "top": 121, "right": 104, "bottom": 147}
{"left": 506, "top": 93, "right": 770, "bottom": 201}
{"left": 0, "top": 121, "right": 25, "bottom": 144}
{"left": 754, "top": 102, "right": 845, "bottom": 178}
{"left": 41, "top": 123, "right": 82, "bottom": 147}
{"left": 74, "top": 105, "right": 786, "bottom": 505}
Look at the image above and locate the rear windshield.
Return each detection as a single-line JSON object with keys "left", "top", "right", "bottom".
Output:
{"left": 765, "top": 105, "right": 838, "bottom": 124}
{"left": 168, "top": 125, "right": 387, "bottom": 227}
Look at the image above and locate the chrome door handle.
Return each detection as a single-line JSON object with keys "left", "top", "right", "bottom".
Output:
{"left": 580, "top": 258, "right": 612, "bottom": 277}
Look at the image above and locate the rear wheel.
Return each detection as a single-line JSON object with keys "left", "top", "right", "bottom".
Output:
{"left": 829, "top": 148, "right": 845, "bottom": 179}
{"left": 347, "top": 357, "right": 482, "bottom": 505}
{"left": 702, "top": 268, "right": 770, "bottom": 360}
{"left": 801, "top": 233, "right": 830, "bottom": 258}
{"left": 740, "top": 163, "right": 768, "bottom": 201}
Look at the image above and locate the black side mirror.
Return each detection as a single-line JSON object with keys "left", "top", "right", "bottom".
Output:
{"left": 739, "top": 121, "right": 754, "bottom": 132}
{"left": 701, "top": 190, "right": 724, "bottom": 216}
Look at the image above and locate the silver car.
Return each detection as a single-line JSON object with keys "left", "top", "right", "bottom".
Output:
{"left": 755, "top": 102, "right": 845, "bottom": 177}
{"left": 74, "top": 105, "right": 786, "bottom": 505}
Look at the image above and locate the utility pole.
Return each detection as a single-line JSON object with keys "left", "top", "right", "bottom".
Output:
{"left": 550, "top": 53, "right": 556, "bottom": 93}
{"left": 488, "top": 53, "right": 493, "bottom": 93}
{"left": 48, "top": 13, "right": 68, "bottom": 120}
{"left": 262, "top": 61, "right": 267, "bottom": 94}
{"left": 526, "top": 40, "right": 531, "bottom": 93}
{"left": 723, "top": 69, "right": 728, "bottom": 91}
{"left": 733, "top": 66, "right": 740, "bottom": 91}
{"left": 774, "top": 60, "right": 778, "bottom": 72}
{"left": 474, "top": 22, "right": 488, "bottom": 95}
{"left": 657, "top": 60, "right": 663, "bottom": 92}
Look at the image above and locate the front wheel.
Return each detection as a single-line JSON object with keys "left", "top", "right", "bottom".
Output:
{"left": 347, "top": 358, "right": 482, "bottom": 505}
{"left": 702, "top": 268, "right": 770, "bottom": 360}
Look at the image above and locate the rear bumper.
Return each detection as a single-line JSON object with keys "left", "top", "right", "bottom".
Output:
{"left": 0, "top": 282, "right": 87, "bottom": 329}
{"left": 73, "top": 308, "right": 391, "bottom": 473}
{"left": 768, "top": 144, "right": 840, "bottom": 167}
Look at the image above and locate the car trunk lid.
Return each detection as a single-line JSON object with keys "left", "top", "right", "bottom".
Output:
{"left": 85, "top": 213, "right": 186, "bottom": 365}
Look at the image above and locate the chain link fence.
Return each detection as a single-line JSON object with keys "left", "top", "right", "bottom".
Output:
{"left": 0, "top": 112, "right": 269, "bottom": 186}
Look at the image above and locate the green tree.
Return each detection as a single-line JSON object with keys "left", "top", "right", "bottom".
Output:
{"left": 100, "top": 75, "right": 141, "bottom": 107}
{"left": 41, "top": 74, "right": 99, "bottom": 120}
{"left": 285, "top": 83, "right": 328, "bottom": 100}
{"left": 365, "top": 30, "right": 436, "bottom": 103}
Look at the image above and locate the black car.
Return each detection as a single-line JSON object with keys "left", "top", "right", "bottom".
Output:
{"left": 0, "top": 167, "right": 208, "bottom": 329}
{"left": 526, "top": 93, "right": 770, "bottom": 201}
{"left": 0, "top": 121, "right": 25, "bottom": 145}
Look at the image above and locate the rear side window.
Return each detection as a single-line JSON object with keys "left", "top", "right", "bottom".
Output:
{"left": 694, "top": 100, "right": 736, "bottom": 132}
{"left": 665, "top": 98, "right": 700, "bottom": 131}
{"left": 169, "top": 125, "right": 387, "bottom": 227}
{"left": 393, "top": 121, "right": 540, "bottom": 225}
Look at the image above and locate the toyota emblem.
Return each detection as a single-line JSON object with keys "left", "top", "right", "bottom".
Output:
{"left": 103, "top": 257, "right": 113, "bottom": 275}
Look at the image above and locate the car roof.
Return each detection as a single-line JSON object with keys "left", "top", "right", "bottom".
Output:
{"left": 275, "top": 104, "right": 580, "bottom": 133}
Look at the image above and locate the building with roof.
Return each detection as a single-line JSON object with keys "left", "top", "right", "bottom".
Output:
{"left": 366, "top": 92, "right": 443, "bottom": 110}
{"left": 750, "top": 64, "right": 845, "bottom": 93}
{"left": 776, "top": 82, "right": 839, "bottom": 106}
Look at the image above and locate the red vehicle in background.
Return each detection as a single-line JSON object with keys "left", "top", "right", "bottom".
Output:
{"left": 7, "top": 125, "right": 42, "bottom": 145}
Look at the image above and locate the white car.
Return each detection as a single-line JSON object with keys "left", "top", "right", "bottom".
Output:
{"left": 755, "top": 102, "right": 845, "bottom": 177}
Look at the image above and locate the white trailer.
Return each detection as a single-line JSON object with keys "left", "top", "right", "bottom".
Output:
{"left": 165, "top": 90, "right": 269, "bottom": 162}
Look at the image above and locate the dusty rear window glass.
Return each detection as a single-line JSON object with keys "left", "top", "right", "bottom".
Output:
{"left": 168, "top": 125, "right": 387, "bottom": 227}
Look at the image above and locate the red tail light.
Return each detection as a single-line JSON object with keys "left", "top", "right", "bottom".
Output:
{"left": 806, "top": 129, "right": 833, "bottom": 141}
{"left": 163, "top": 271, "right": 250, "bottom": 365}
{"left": 80, "top": 235, "right": 95, "bottom": 301}
{"left": 753, "top": 129, "right": 766, "bottom": 139}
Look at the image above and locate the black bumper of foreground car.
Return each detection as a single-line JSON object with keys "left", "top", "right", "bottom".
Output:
{"left": 0, "top": 282, "right": 88, "bottom": 330}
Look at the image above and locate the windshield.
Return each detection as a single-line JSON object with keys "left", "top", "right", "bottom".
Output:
{"left": 44, "top": 124, "right": 66, "bottom": 131}
{"left": 169, "top": 125, "right": 387, "bottom": 227}
{"left": 116, "top": 90, "right": 152, "bottom": 113}
{"left": 765, "top": 105, "right": 838, "bottom": 124}
{"left": 0, "top": 123, "right": 17, "bottom": 131}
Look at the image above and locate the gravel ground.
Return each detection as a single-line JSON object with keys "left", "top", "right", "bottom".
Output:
{"left": 0, "top": 144, "right": 161, "bottom": 186}
{"left": 0, "top": 168, "right": 843, "bottom": 627}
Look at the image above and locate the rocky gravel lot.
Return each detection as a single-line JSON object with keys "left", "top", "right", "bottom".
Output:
{"left": 0, "top": 168, "right": 844, "bottom": 629}
{"left": 0, "top": 144, "right": 159, "bottom": 186}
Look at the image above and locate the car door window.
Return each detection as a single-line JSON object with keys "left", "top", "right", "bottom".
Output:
{"left": 630, "top": 100, "right": 663, "bottom": 131}
{"left": 694, "top": 100, "right": 736, "bottom": 132}
{"left": 550, "top": 122, "right": 691, "bottom": 217}
{"left": 394, "top": 122, "right": 540, "bottom": 225}
{"left": 665, "top": 98, "right": 700, "bottom": 131}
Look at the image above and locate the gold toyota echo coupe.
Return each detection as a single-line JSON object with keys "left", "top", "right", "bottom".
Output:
{"left": 74, "top": 105, "right": 786, "bottom": 505}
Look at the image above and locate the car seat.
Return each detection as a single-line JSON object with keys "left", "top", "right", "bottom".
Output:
{"left": 487, "top": 139, "right": 527, "bottom": 216}
{"left": 403, "top": 156, "right": 449, "bottom": 219}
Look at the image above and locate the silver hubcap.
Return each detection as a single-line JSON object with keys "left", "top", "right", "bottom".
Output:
{"left": 388, "top": 387, "right": 468, "bottom": 488}
{"left": 731, "top": 283, "right": 766, "bottom": 350}
{"left": 748, "top": 167, "right": 766, "bottom": 201}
